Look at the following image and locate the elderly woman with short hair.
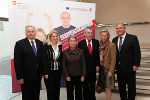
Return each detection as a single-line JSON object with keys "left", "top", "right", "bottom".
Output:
{"left": 99, "top": 29, "right": 116, "bottom": 100}
{"left": 62, "top": 35, "right": 86, "bottom": 100}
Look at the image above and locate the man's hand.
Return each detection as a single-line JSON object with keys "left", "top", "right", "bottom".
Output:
{"left": 108, "top": 72, "right": 113, "bottom": 77}
{"left": 18, "top": 79, "right": 24, "bottom": 85}
{"left": 96, "top": 66, "right": 99, "bottom": 72}
{"left": 66, "top": 76, "right": 71, "bottom": 81}
{"left": 133, "top": 66, "right": 138, "bottom": 71}
{"left": 81, "top": 76, "right": 85, "bottom": 82}
{"left": 44, "top": 75, "right": 48, "bottom": 79}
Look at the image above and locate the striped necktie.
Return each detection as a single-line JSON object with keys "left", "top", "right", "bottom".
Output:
{"left": 119, "top": 37, "right": 123, "bottom": 51}
{"left": 31, "top": 41, "right": 37, "bottom": 56}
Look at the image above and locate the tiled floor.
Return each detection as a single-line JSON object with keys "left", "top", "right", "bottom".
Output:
{"left": 11, "top": 88, "right": 150, "bottom": 100}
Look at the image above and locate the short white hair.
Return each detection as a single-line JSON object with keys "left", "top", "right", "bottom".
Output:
{"left": 84, "top": 26, "right": 93, "bottom": 34}
{"left": 25, "top": 25, "right": 36, "bottom": 33}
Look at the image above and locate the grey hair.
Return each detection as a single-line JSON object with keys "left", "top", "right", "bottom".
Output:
{"left": 84, "top": 26, "right": 93, "bottom": 34}
{"left": 100, "top": 29, "right": 110, "bottom": 39}
{"left": 68, "top": 35, "right": 77, "bottom": 41}
{"left": 25, "top": 25, "right": 36, "bottom": 33}
{"left": 116, "top": 23, "right": 126, "bottom": 27}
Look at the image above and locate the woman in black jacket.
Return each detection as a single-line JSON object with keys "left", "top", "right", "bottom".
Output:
{"left": 43, "top": 30, "right": 62, "bottom": 100}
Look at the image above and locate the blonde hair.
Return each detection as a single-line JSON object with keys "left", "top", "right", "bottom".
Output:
{"left": 100, "top": 29, "right": 110, "bottom": 39}
{"left": 46, "top": 30, "right": 61, "bottom": 45}
{"left": 36, "top": 28, "right": 46, "bottom": 42}
{"left": 36, "top": 28, "right": 46, "bottom": 36}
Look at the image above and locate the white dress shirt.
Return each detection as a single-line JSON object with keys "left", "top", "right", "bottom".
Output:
{"left": 28, "top": 39, "right": 37, "bottom": 51}
{"left": 86, "top": 39, "right": 92, "bottom": 48}
{"left": 52, "top": 44, "right": 59, "bottom": 70}
{"left": 117, "top": 33, "right": 126, "bottom": 50}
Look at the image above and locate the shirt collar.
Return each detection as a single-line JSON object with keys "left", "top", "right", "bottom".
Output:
{"left": 86, "top": 38, "right": 92, "bottom": 43}
{"left": 119, "top": 32, "right": 126, "bottom": 39}
{"left": 62, "top": 25, "right": 70, "bottom": 28}
{"left": 28, "top": 38, "right": 36, "bottom": 43}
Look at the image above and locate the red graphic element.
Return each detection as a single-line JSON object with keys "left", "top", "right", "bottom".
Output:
{"left": 12, "top": 1, "right": 16, "bottom": 5}
{"left": 89, "top": 8, "right": 92, "bottom": 12}
{"left": 17, "top": 3, "right": 23, "bottom": 4}
{"left": 11, "top": 59, "right": 21, "bottom": 93}
{"left": 11, "top": 59, "right": 44, "bottom": 93}
{"left": 92, "top": 19, "right": 96, "bottom": 39}
{"left": 61, "top": 20, "right": 95, "bottom": 51}
{"left": 61, "top": 28, "right": 85, "bottom": 51}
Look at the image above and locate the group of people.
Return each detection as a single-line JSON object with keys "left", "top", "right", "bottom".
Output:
{"left": 14, "top": 23, "right": 141, "bottom": 100}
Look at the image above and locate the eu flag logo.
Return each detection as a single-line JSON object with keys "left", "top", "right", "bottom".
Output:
{"left": 66, "top": 7, "right": 70, "bottom": 10}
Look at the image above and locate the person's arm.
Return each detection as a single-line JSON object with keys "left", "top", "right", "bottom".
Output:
{"left": 42, "top": 44, "right": 49, "bottom": 79}
{"left": 78, "top": 41, "right": 82, "bottom": 49}
{"left": 26, "top": 11, "right": 34, "bottom": 26}
{"left": 43, "top": 13, "right": 53, "bottom": 31}
{"left": 108, "top": 43, "right": 116, "bottom": 77}
{"left": 62, "top": 51, "right": 70, "bottom": 81}
{"left": 59, "top": 45, "right": 63, "bottom": 73}
{"left": 14, "top": 42, "right": 24, "bottom": 84}
{"left": 96, "top": 40, "right": 100, "bottom": 71}
{"left": 81, "top": 49, "right": 86, "bottom": 82}
{"left": 132, "top": 36, "right": 141, "bottom": 71}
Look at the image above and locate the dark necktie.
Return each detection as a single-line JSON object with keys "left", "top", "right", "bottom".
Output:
{"left": 88, "top": 40, "right": 92, "bottom": 55}
{"left": 31, "top": 41, "right": 37, "bottom": 56}
{"left": 119, "top": 37, "right": 123, "bottom": 51}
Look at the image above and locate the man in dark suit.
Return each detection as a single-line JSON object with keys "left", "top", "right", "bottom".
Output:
{"left": 78, "top": 26, "right": 100, "bottom": 100}
{"left": 112, "top": 23, "right": 141, "bottom": 100}
{"left": 14, "top": 25, "right": 44, "bottom": 100}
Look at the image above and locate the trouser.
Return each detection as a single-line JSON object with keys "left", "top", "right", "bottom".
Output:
{"left": 83, "top": 78, "right": 96, "bottom": 100}
{"left": 44, "top": 70, "right": 61, "bottom": 100}
{"left": 66, "top": 76, "right": 83, "bottom": 100}
{"left": 21, "top": 76, "right": 41, "bottom": 100}
{"left": 116, "top": 70, "right": 136, "bottom": 100}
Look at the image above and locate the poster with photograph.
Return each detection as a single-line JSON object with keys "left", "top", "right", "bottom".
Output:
{"left": 9, "top": 0, "right": 96, "bottom": 93}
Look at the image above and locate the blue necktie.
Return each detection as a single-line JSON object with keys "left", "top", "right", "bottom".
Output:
{"left": 31, "top": 41, "right": 37, "bottom": 56}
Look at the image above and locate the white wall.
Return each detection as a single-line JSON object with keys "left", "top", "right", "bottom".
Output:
{"left": 82, "top": 0, "right": 150, "bottom": 24}
{"left": 95, "top": 24, "right": 150, "bottom": 48}
{"left": 0, "top": 0, "right": 8, "bottom": 18}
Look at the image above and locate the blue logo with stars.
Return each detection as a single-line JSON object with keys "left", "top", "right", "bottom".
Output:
{"left": 66, "top": 7, "right": 70, "bottom": 10}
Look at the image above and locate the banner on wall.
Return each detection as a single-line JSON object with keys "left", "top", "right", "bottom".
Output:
{"left": 9, "top": 0, "right": 96, "bottom": 93}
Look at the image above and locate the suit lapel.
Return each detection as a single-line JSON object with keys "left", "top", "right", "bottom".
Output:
{"left": 113, "top": 37, "right": 119, "bottom": 52}
{"left": 120, "top": 33, "right": 129, "bottom": 52}
{"left": 92, "top": 39, "right": 95, "bottom": 55}
{"left": 35, "top": 39, "right": 40, "bottom": 55}
{"left": 115, "top": 37, "right": 119, "bottom": 49}
{"left": 83, "top": 39, "right": 91, "bottom": 56}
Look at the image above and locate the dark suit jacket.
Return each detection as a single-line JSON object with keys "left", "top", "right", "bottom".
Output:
{"left": 112, "top": 33, "right": 141, "bottom": 74}
{"left": 43, "top": 43, "right": 62, "bottom": 75}
{"left": 78, "top": 39, "right": 100, "bottom": 82}
{"left": 14, "top": 38, "right": 44, "bottom": 82}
